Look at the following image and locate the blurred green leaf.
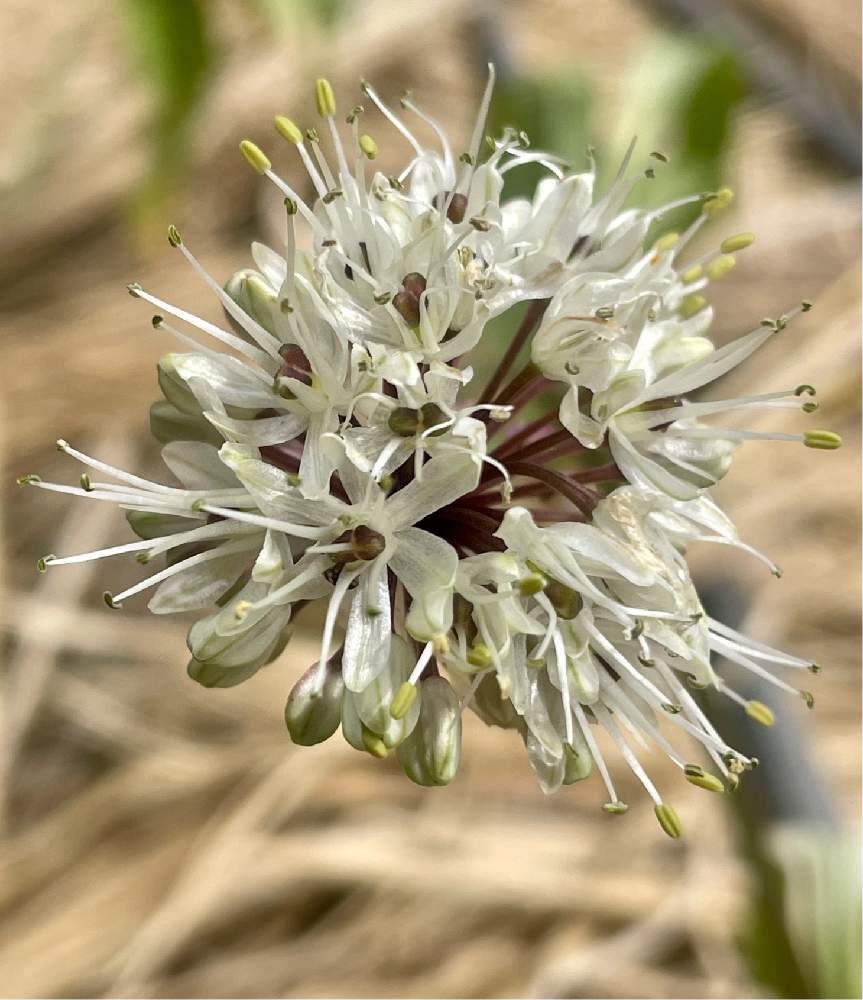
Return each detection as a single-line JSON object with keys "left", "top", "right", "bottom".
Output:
{"left": 122, "top": 0, "right": 212, "bottom": 217}
{"left": 488, "top": 71, "right": 592, "bottom": 201}
{"left": 610, "top": 33, "right": 748, "bottom": 233}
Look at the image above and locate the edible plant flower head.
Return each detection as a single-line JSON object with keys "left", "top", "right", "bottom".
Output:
{"left": 23, "top": 69, "right": 840, "bottom": 837}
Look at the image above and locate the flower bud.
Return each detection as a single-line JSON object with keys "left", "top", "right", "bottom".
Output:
{"left": 352, "top": 635, "right": 421, "bottom": 748}
{"left": 563, "top": 741, "right": 593, "bottom": 784}
{"left": 396, "top": 676, "right": 462, "bottom": 786}
{"left": 224, "top": 268, "right": 278, "bottom": 337}
{"left": 157, "top": 355, "right": 202, "bottom": 415}
{"left": 388, "top": 406, "right": 421, "bottom": 437}
{"left": 285, "top": 660, "right": 345, "bottom": 746}
{"left": 149, "top": 401, "right": 222, "bottom": 447}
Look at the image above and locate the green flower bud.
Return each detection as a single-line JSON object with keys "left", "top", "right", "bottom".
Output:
{"left": 285, "top": 661, "right": 345, "bottom": 746}
{"left": 563, "top": 741, "right": 593, "bottom": 784}
{"left": 149, "top": 400, "right": 223, "bottom": 447}
{"left": 396, "top": 676, "right": 461, "bottom": 786}
{"left": 224, "top": 268, "right": 278, "bottom": 338}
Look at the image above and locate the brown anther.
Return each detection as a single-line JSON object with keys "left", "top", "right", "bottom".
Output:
{"left": 351, "top": 524, "right": 386, "bottom": 561}
{"left": 446, "top": 192, "right": 468, "bottom": 224}
{"left": 392, "top": 289, "right": 421, "bottom": 327}
{"left": 401, "top": 272, "right": 427, "bottom": 299}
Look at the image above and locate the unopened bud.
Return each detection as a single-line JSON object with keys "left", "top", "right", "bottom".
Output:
{"left": 563, "top": 742, "right": 593, "bottom": 784}
{"left": 285, "top": 661, "right": 344, "bottom": 746}
{"left": 396, "top": 676, "right": 462, "bottom": 786}
{"left": 388, "top": 406, "right": 421, "bottom": 437}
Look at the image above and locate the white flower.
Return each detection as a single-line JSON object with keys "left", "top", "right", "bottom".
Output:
{"left": 23, "top": 70, "right": 839, "bottom": 836}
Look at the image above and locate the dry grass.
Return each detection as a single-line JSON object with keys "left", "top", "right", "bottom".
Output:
{"left": 0, "top": 1, "right": 859, "bottom": 996}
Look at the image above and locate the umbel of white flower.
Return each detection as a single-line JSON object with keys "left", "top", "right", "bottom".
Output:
{"left": 23, "top": 68, "right": 841, "bottom": 838}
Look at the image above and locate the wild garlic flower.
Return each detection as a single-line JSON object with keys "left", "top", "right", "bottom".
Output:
{"left": 23, "top": 68, "right": 841, "bottom": 837}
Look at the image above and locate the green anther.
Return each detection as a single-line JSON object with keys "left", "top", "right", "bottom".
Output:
{"left": 703, "top": 186, "right": 734, "bottom": 216}
{"left": 650, "top": 150, "right": 669, "bottom": 162}
{"left": 526, "top": 657, "right": 545, "bottom": 669}
{"left": 684, "top": 764, "right": 725, "bottom": 793}
{"left": 17, "top": 474, "right": 40, "bottom": 486}
{"left": 315, "top": 77, "right": 336, "bottom": 117}
{"left": 603, "top": 801, "right": 629, "bottom": 815}
{"left": 387, "top": 406, "right": 421, "bottom": 437}
{"left": 653, "top": 231, "right": 679, "bottom": 253}
{"left": 804, "top": 430, "right": 842, "bottom": 450}
{"left": 661, "top": 702, "right": 682, "bottom": 715}
{"left": 127, "top": 281, "right": 142, "bottom": 297}
{"left": 720, "top": 231, "right": 754, "bottom": 254}
{"left": 359, "top": 134, "right": 377, "bottom": 159}
{"left": 322, "top": 189, "right": 343, "bottom": 204}
{"left": 517, "top": 571, "right": 547, "bottom": 596}
{"left": 746, "top": 700, "right": 776, "bottom": 726}
{"left": 801, "top": 299, "right": 813, "bottom": 311}
{"left": 151, "top": 315, "right": 164, "bottom": 328}
{"left": 390, "top": 681, "right": 418, "bottom": 720}
{"left": 795, "top": 384, "right": 817, "bottom": 396}
{"left": 595, "top": 305, "right": 615, "bottom": 320}
{"left": 458, "top": 152, "right": 474, "bottom": 165}
{"left": 545, "top": 579, "right": 583, "bottom": 620}
{"left": 467, "top": 643, "right": 493, "bottom": 669}
{"left": 103, "top": 591, "right": 120, "bottom": 609}
{"left": 284, "top": 197, "right": 298, "bottom": 216}
{"left": 682, "top": 264, "right": 704, "bottom": 284}
{"left": 36, "top": 555, "right": 53, "bottom": 573}
{"left": 706, "top": 254, "right": 736, "bottom": 280}
{"left": 80, "top": 473, "right": 92, "bottom": 491}
{"left": 655, "top": 802, "right": 683, "bottom": 839}
{"left": 274, "top": 115, "right": 304, "bottom": 145}
{"left": 808, "top": 662, "right": 821, "bottom": 674}
{"left": 800, "top": 690, "right": 815, "bottom": 709}
{"left": 644, "top": 166, "right": 656, "bottom": 179}
{"left": 725, "top": 772, "right": 740, "bottom": 792}
{"left": 239, "top": 140, "right": 271, "bottom": 174}
{"left": 361, "top": 726, "right": 389, "bottom": 758}
{"left": 419, "top": 402, "right": 449, "bottom": 436}
{"left": 802, "top": 401, "right": 819, "bottom": 413}
{"left": 680, "top": 293, "right": 708, "bottom": 319}
{"left": 167, "top": 225, "right": 182, "bottom": 247}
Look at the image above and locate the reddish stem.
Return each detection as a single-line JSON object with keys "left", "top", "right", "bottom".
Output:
{"left": 480, "top": 298, "right": 548, "bottom": 403}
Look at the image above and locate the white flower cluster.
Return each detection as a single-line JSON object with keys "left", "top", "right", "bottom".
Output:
{"left": 25, "top": 70, "right": 840, "bottom": 836}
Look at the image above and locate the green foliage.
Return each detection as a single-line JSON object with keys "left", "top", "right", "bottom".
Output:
{"left": 122, "top": 0, "right": 212, "bottom": 216}
{"left": 610, "top": 33, "right": 748, "bottom": 233}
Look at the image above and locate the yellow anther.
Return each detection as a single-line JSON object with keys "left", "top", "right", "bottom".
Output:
{"left": 680, "top": 293, "right": 708, "bottom": 319}
{"left": 653, "top": 231, "right": 679, "bottom": 254}
{"left": 315, "top": 77, "right": 336, "bottom": 118}
{"left": 681, "top": 264, "right": 704, "bottom": 284}
{"left": 274, "top": 115, "right": 304, "bottom": 145}
{"left": 684, "top": 764, "right": 725, "bottom": 793}
{"left": 720, "top": 231, "right": 754, "bottom": 253}
{"left": 390, "top": 682, "right": 417, "bottom": 720}
{"left": 239, "top": 140, "right": 271, "bottom": 174}
{"left": 706, "top": 254, "right": 736, "bottom": 280}
{"left": 804, "top": 430, "right": 842, "bottom": 450}
{"left": 655, "top": 802, "right": 683, "bottom": 838}
{"left": 467, "top": 643, "right": 493, "bottom": 669}
{"left": 745, "top": 700, "right": 776, "bottom": 726}
{"left": 359, "top": 134, "right": 378, "bottom": 159}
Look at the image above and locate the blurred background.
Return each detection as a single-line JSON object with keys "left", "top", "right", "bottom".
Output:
{"left": 0, "top": 1, "right": 860, "bottom": 996}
